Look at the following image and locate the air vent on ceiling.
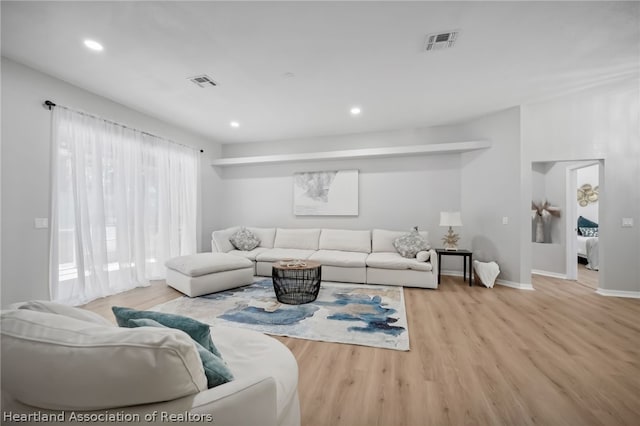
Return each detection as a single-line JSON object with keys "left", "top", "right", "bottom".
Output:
{"left": 188, "top": 75, "right": 217, "bottom": 88}
{"left": 424, "top": 31, "right": 459, "bottom": 51}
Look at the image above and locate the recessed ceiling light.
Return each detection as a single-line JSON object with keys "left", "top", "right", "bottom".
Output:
{"left": 350, "top": 107, "right": 361, "bottom": 115}
{"left": 83, "top": 39, "right": 103, "bottom": 51}
{"left": 230, "top": 121, "right": 240, "bottom": 128}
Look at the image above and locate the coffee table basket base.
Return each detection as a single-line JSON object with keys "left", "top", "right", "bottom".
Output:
{"left": 272, "top": 266, "right": 321, "bottom": 305}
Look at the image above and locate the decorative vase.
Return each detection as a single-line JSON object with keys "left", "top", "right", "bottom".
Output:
{"left": 535, "top": 219, "right": 544, "bottom": 243}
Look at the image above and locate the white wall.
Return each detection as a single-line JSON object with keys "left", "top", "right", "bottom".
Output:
{"left": 459, "top": 107, "right": 524, "bottom": 285}
{"left": 0, "top": 58, "right": 222, "bottom": 307}
{"left": 531, "top": 162, "right": 548, "bottom": 209}
{"left": 530, "top": 161, "right": 584, "bottom": 276}
{"left": 215, "top": 128, "right": 466, "bottom": 272}
{"left": 522, "top": 78, "right": 640, "bottom": 293}
{"left": 577, "top": 164, "right": 599, "bottom": 224}
{"left": 531, "top": 162, "right": 564, "bottom": 244}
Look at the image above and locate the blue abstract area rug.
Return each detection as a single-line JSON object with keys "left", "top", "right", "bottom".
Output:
{"left": 151, "top": 279, "right": 409, "bottom": 351}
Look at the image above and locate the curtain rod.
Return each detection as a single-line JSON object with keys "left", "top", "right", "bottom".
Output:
{"left": 43, "top": 100, "right": 204, "bottom": 153}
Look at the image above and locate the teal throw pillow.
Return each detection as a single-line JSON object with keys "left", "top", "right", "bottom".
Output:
{"left": 577, "top": 216, "right": 598, "bottom": 235}
{"left": 127, "top": 318, "right": 234, "bottom": 388}
{"left": 111, "top": 306, "right": 221, "bottom": 358}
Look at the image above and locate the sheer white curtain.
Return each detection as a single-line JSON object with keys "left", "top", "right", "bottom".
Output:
{"left": 50, "top": 106, "right": 199, "bottom": 305}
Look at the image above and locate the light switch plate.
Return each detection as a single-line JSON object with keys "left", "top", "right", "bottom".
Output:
{"left": 622, "top": 218, "right": 633, "bottom": 228}
{"left": 502, "top": 217, "right": 509, "bottom": 225}
{"left": 34, "top": 218, "right": 49, "bottom": 229}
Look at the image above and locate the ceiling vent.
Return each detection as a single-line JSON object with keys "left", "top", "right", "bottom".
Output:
{"left": 188, "top": 75, "right": 217, "bottom": 88}
{"left": 424, "top": 31, "right": 459, "bottom": 51}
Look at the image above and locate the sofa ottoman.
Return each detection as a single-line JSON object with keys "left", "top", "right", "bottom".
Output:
{"left": 165, "top": 253, "right": 254, "bottom": 297}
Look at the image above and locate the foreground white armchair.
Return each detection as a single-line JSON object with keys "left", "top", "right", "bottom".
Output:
{"left": 1, "top": 303, "right": 300, "bottom": 426}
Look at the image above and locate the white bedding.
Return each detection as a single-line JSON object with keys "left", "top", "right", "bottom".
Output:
{"left": 577, "top": 236, "right": 589, "bottom": 257}
{"left": 577, "top": 235, "right": 599, "bottom": 270}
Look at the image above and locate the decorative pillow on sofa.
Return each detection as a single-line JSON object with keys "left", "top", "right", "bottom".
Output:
{"left": 393, "top": 227, "right": 430, "bottom": 258}
{"left": 229, "top": 227, "right": 261, "bottom": 251}
{"left": 416, "top": 250, "right": 431, "bottom": 262}
{"left": 579, "top": 227, "right": 599, "bottom": 237}
{"left": 112, "top": 306, "right": 221, "bottom": 358}
{"left": 128, "top": 318, "right": 234, "bottom": 388}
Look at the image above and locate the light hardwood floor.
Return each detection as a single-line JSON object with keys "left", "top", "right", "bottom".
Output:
{"left": 577, "top": 262, "right": 599, "bottom": 289}
{"left": 83, "top": 274, "right": 640, "bottom": 426}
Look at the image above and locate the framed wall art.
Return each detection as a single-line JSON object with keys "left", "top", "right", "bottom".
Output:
{"left": 293, "top": 170, "right": 358, "bottom": 216}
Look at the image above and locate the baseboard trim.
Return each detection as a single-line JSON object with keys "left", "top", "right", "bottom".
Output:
{"left": 496, "top": 279, "right": 535, "bottom": 291}
{"left": 440, "top": 270, "right": 463, "bottom": 277}
{"left": 596, "top": 289, "right": 640, "bottom": 299}
{"left": 531, "top": 269, "right": 567, "bottom": 280}
{"left": 441, "top": 271, "right": 535, "bottom": 291}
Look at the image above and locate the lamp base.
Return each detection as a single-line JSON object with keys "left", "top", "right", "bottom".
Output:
{"left": 441, "top": 227, "right": 460, "bottom": 251}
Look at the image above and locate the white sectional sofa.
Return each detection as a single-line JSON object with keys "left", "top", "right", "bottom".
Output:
{"left": 212, "top": 227, "right": 438, "bottom": 289}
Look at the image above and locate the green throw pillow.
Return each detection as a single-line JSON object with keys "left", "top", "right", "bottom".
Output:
{"left": 127, "top": 318, "right": 234, "bottom": 389}
{"left": 111, "top": 306, "right": 221, "bottom": 358}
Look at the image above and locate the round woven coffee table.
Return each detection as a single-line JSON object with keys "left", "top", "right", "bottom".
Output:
{"left": 271, "top": 260, "right": 322, "bottom": 304}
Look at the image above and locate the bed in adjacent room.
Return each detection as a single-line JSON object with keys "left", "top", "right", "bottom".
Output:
{"left": 577, "top": 216, "right": 599, "bottom": 271}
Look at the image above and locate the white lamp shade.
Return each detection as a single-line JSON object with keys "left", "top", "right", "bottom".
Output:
{"left": 439, "top": 211, "right": 462, "bottom": 227}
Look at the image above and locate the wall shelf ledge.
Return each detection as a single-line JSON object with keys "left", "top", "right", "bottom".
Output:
{"left": 211, "top": 140, "right": 491, "bottom": 167}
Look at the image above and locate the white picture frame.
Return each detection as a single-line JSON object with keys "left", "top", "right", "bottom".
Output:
{"left": 293, "top": 170, "right": 359, "bottom": 216}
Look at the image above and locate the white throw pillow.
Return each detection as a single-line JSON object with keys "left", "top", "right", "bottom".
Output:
{"left": 1, "top": 309, "right": 207, "bottom": 410}
{"left": 416, "top": 251, "right": 431, "bottom": 262}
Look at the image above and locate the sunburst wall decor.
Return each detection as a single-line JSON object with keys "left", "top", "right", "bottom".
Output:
{"left": 577, "top": 184, "right": 599, "bottom": 207}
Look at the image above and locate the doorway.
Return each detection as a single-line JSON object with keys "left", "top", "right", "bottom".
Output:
{"left": 531, "top": 159, "right": 603, "bottom": 290}
{"left": 566, "top": 161, "right": 602, "bottom": 289}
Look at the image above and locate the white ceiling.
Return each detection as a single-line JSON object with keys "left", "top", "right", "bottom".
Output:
{"left": 2, "top": 1, "right": 638, "bottom": 144}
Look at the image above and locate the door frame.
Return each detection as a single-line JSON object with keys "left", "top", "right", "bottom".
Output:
{"left": 564, "top": 160, "right": 602, "bottom": 282}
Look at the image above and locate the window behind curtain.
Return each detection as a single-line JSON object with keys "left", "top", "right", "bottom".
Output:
{"left": 50, "top": 107, "right": 199, "bottom": 305}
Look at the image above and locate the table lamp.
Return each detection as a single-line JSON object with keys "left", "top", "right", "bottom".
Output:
{"left": 440, "top": 211, "right": 462, "bottom": 250}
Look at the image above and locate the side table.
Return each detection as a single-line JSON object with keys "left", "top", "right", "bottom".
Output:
{"left": 436, "top": 249, "right": 473, "bottom": 286}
